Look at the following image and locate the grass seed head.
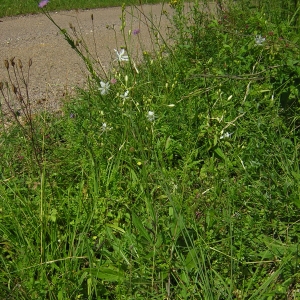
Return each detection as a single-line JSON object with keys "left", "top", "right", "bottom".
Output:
{"left": 0, "top": 82, "right": 3, "bottom": 91}
{"left": 11, "top": 84, "right": 18, "bottom": 94}
{"left": 28, "top": 58, "right": 32, "bottom": 67}
{"left": 18, "top": 59, "right": 23, "bottom": 69}
{"left": 4, "top": 60, "right": 9, "bottom": 69}
{"left": 10, "top": 57, "right": 15, "bottom": 67}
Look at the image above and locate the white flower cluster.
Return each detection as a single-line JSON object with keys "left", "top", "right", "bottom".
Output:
{"left": 147, "top": 111, "right": 155, "bottom": 122}
{"left": 255, "top": 35, "right": 265, "bottom": 45}
{"left": 98, "top": 49, "right": 156, "bottom": 134}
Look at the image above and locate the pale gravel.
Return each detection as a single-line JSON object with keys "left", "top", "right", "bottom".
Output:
{"left": 0, "top": 3, "right": 180, "bottom": 115}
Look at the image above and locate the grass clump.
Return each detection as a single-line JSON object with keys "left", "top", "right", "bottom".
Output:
{"left": 1, "top": 0, "right": 300, "bottom": 299}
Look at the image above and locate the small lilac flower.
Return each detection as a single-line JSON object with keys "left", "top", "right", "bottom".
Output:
{"left": 70, "top": 113, "right": 75, "bottom": 118}
{"left": 133, "top": 29, "right": 140, "bottom": 35}
{"left": 147, "top": 111, "right": 155, "bottom": 122}
{"left": 110, "top": 78, "right": 117, "bottom": 84}
{"left": 99, "top": 81, "right": 110, "bottom": 95}
{"left": 38, "top": 0, "right": 49, "bottom": 8}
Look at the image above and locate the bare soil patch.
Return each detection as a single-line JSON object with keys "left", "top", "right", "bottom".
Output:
{"left": 0, "top": 4, "right": 177, "bottom": 114}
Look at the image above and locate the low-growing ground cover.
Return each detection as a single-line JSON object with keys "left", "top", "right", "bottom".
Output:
{"left": 0, "top": 0, "right": 300, "bottom": 299}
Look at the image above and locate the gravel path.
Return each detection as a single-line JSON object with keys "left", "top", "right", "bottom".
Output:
{"left": 0, "top": 4, "right": 178, "bottom": 114}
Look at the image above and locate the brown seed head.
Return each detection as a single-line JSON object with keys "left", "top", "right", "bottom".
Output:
{"left": 91, "top": 14, "right": 94, "bottom": 21}
{"left": 28, "top": 58, "right": 32, "bottom": 67}
{"left": 18, "top": 94, "right": 24, "bottom": 102}
{"left": 69, "top": 22, "right": 74, "bottom": 29}
{"left": 0, "top": 82, "right": 3, "bottom": 91}
{"left": 11, "top": 84, "right": 18, "bottom": 94}
{"left": 10, "top": 57, "right": 15, "bottom": 67}
{"left": 4, "top": 60, "right": 9, "bottom": 69}
{"left": 18, "top": 59, "right": 23, "bottom": 69}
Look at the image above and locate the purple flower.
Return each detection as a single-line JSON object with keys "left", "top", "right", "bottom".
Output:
{"left": 133, "top": 29, "right": 140, "bottom": 35}
{"left": 38, "top": 0, "right": 49, "bottom": 8}
{"left": 110, "top": 78, "right": 117, "bottom": 84}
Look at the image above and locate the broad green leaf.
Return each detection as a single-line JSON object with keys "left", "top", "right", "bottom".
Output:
{"left": 132, "top": 212, "right": 152, "bottom": 243}
{"left": 185, "top": 248, "right": 198, "bottom": 271}
{"left": 214, "top": 147, "right": 226, "bottom": 161}
{"left": 92, "top": 267, "right": 124, "bottom": 282}
{"left": 106, "top": 223, "right": 125, "bottom": 234}
{"left": 57, "top": 291, "right": 63, "bottom": 300}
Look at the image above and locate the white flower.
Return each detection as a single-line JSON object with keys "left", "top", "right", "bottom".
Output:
{"left": 220, "top": 132, "right": 233, "bottom": 139}
{"left": 99, "top": 81, "right": 110, "bottom": 95}
{"left": 101, "top": 122, "right": 112, "bottom": 132}
{"left": 120, "top": 90, "right": 129, "bottom": 100}
{"left": 255, "top": 35, "right": 265, "bottom": 45}
{"left": 147, "top": 111, "right": 155, "bottom": 122}
{"left": 114, "top": 48, "right": 129, "bottom": 62}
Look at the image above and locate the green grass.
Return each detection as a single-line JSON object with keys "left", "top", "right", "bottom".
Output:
{"left": 0, "top": 0, "right": 163, "bottom": 18}
{"left": 1, "top": 0, "right": 300, "bottom": 299}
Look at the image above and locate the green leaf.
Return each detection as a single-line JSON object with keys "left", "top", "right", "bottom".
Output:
{"left": 214, "top": 147, "right": 226, "bottom": 161}
{"left": 93, "top": 267, "right": 125, "bottom": 282}
{"left": 169, "top": 206, "right": 174, "bottom": 217}
{"left": 132, "top": 212, "right": 152, "bottom": 243}
{"left": 57, "top": 291, "right": 63, "bottom": 300}
{"left": 106, "top": 223, "right": 125, "bottom": 234}
{"left": 185, "top": 248, "right": 198, "bottom": 271}
{"left": 165, "top": 136, "right": 172, "bottom": 150}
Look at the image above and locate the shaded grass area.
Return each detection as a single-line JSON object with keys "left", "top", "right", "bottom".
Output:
{"left": 0, "top": 0, "right": 162, "bottom": 18}
{"left": 0, "top": 0, "right": 300, "bottom": 299}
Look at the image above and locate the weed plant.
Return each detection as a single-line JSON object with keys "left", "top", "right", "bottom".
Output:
{"left": 1, "top": 0, "right": 300, "bottom": 299}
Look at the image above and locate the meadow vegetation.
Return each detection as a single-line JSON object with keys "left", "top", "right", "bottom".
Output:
{"left": 1, "top": 0, "right": 300, "bottom": 299}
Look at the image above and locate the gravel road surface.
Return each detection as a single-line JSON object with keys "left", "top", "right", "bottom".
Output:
{"left": 0, "top": 4, "right": 177, "bottom": 114}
